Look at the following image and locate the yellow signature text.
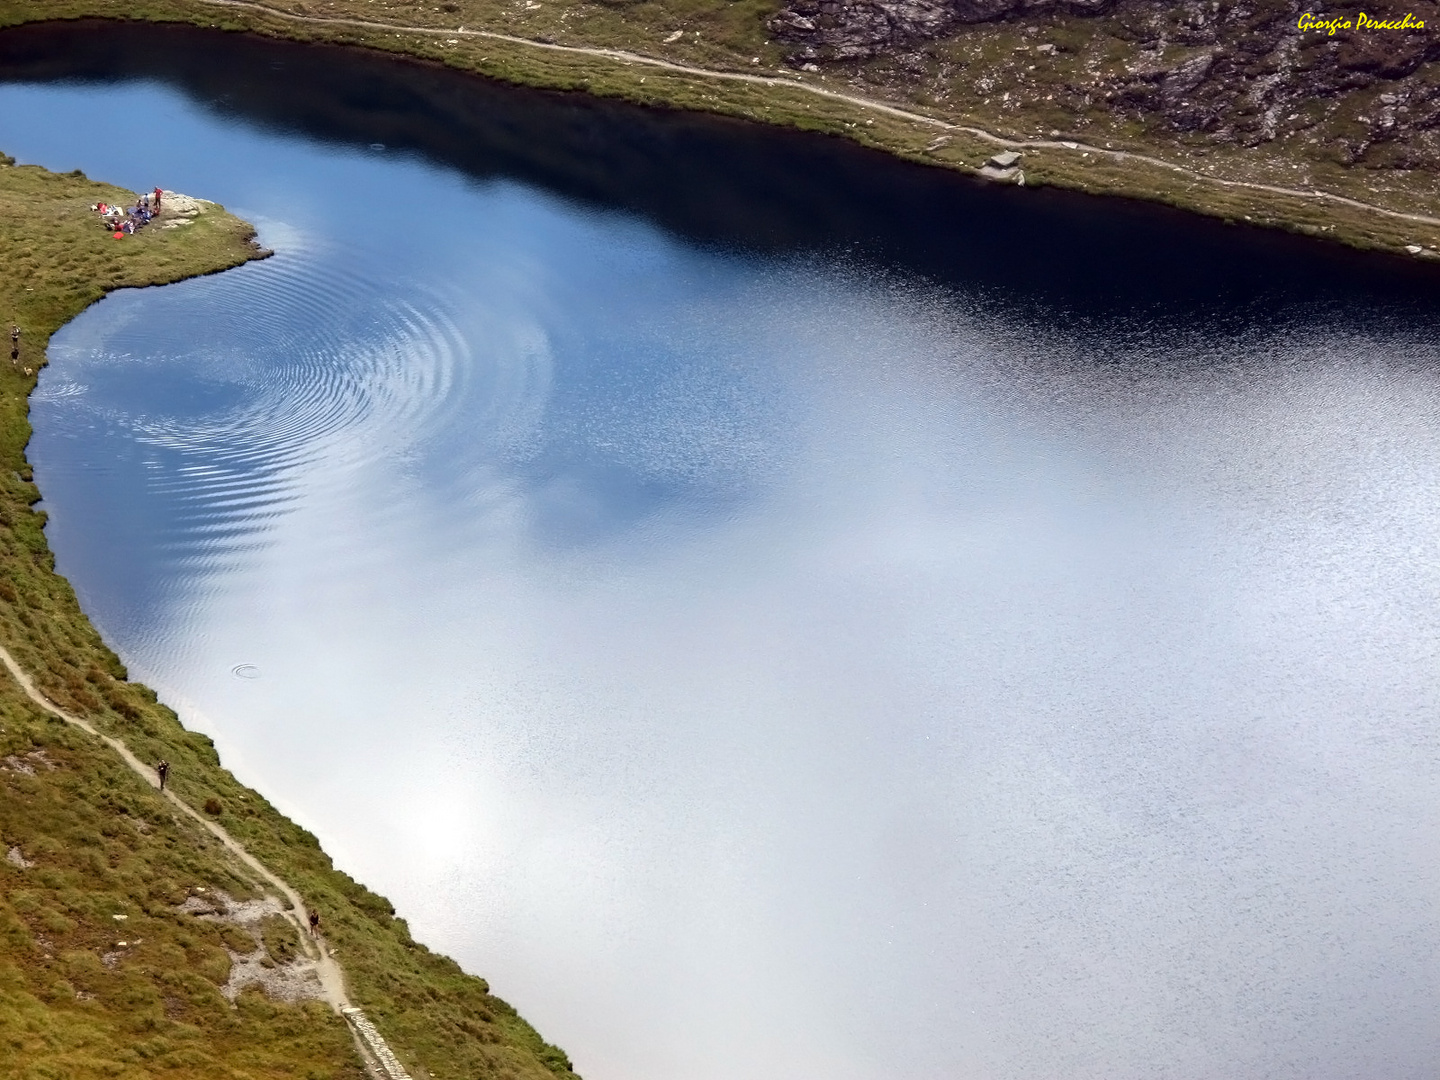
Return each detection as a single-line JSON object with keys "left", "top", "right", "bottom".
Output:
{"left": 1298, "top": 11, "right": 1427, "bottom": 33}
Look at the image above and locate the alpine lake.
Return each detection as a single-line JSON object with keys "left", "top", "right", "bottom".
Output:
{"left": 3, "top": 21, "right": 1440, "bottom": 1080}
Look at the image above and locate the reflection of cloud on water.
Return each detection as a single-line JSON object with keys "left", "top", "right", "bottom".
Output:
{"left": 22, "top": 76, "right": 1440, "bottom": 1080}
{"left": 161, "top": 270, "right": 1440, "bottom": 1080}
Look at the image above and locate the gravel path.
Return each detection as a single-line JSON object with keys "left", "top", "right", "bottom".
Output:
{"left": 0, "top": 643, "right": 411, "bottom": 1079}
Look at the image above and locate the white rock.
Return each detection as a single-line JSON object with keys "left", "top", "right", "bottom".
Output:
{"left": 161, "top": 191, "right": 211, "bottom": 217}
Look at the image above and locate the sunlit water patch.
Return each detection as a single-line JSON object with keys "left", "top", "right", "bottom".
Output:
{"left": 5, "top": 25, "right": 1440, "bottom": 1080}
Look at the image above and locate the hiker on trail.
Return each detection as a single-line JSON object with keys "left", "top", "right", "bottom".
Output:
{"left": 154, "top": 187, "right": 163, "bottom": 212}
{"left": 156, "top": 759, "right": 169, "bottom": 792}
{"left": 309, "top": 910, "right": 320, "bottom": 936}
{"left": 9, "top": 324, "right": 18, "bottom": 363}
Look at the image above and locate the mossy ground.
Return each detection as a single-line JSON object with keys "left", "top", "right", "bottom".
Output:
{"left": 0, "top": 157, "right": 577, "bottom": 1079}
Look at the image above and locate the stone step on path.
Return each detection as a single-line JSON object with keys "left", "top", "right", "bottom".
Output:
{"left": 343, "top": 1007, "right": 413, "bottom": 1080}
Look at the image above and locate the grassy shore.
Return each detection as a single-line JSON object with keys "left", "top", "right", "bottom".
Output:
{"left": 2, "top": 0, "right": 1439, "bottom": 259}
{"left": 0, "top": 157, "right": 576, "bottom": 1080}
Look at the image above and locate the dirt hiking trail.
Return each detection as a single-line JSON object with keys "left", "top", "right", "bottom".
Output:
{"left": 0, "top": 644, "right": 413, "bottom": 1080}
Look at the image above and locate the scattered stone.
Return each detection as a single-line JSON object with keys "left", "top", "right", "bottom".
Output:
{"left": 224, "top": 943, "right": 326, "bottom": 1003}
{"left": 989, "top": 150, "right": 1022, "bottom": 168}
{"left": 1405, "top": 244, "right": 1424, "bottom": 254}
{"left": 176, "top": 889, "right": 327, "bottom": 1004}
{"left": 1, "top": 749, "right": 57, "bottom": 775}
{"left": 6, "top": 845, "right": 33, "bottom": 868}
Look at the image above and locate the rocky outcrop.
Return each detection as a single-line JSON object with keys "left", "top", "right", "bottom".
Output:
{"left": 770, "top": 0, "right": 1118, "bottom": 61}
{"left": 1087, "top": 2, "right": 1440, "bottom": 157}
{"left": 769, "top": 0, "right": 950, "bottom": 61}
{"left": 769, "top": 0, "right": 1440, "bottom": 166}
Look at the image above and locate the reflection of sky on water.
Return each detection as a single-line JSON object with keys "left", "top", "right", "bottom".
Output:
{"left": 6, "top": 75, "right": 1440, "bottom": 1080}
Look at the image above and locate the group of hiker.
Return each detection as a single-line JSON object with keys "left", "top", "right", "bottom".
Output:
{"left": 7, "top": 189, "right": 170, "bottom": 372}
{"left": 93, "top": 187, "right": 166, "bottom": 236}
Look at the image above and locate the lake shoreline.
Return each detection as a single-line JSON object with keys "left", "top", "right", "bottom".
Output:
{"left": 0, "top": 155, "right": 578, "bottom": 1080}
{"left": 3, "top": 1, "right": 1440, "bottom": 262}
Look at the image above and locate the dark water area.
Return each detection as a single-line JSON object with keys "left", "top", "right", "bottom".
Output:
{"left": 2, "top": 20, "right": 1438, "bottom": 325}
{"left": 4, "top": 21, "right": 1440, "bottom": 1080}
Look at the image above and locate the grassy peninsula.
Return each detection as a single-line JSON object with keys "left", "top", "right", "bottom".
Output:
{"left": 2, "top": 1, "right": 1439, "bottom": 259}
{"left": 0, "top": 157, "right": 576, "bottom": 1080}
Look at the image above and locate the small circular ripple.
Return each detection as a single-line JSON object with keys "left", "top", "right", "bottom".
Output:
{"left": 230, "top": 663, "right": 260, "bottom": 680}
{"left": 49, "top": 244, "right": 485, "bottom": 576}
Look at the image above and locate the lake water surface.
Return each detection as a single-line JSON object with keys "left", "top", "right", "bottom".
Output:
{"left": 4, "top": 23, "right": 1440, "bottom": 1080}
